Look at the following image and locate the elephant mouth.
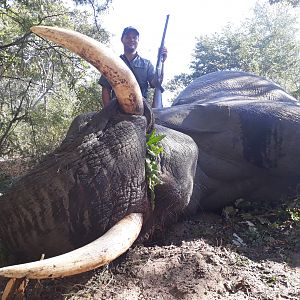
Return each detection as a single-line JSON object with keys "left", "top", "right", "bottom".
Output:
{"left": 0, "top": 27, "right": 145, "bottom": 279}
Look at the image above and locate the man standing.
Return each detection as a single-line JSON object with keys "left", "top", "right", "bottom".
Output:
{"left": 99, "top": 26, "right": 167, "bottom": 107}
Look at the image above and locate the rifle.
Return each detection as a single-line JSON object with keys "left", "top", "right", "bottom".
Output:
{"left": 152, "top": 14, "right": 169, "bottom": 108}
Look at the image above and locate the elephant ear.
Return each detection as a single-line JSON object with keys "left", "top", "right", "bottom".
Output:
{"left": 156, "top": 99, "right": 300, "bottom": 177}
{"left": 155, "top": 103, "right": 235, "bottom": 134}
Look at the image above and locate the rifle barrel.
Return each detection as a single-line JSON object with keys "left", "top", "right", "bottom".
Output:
{"left": 160, "top": 14, "right": 169, "bottom": 48}
{"left": 153, "top": 14, "right": 170, "bottom": 109}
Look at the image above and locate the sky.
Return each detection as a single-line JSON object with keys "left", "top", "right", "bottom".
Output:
{"left": 100, "top": 0, "right": 257, "bottom": 82}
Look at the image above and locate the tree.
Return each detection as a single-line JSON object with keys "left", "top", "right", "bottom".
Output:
{"left": 165, "top": 73, "right": 193, "bottom": 99}
{"left": 189, "top": 26, "right": 246, "bottom": 78}
{"left": 242, "top": 2, "right": 300, "bottom": 97}
{"left": 167, "top": 2, "right": 300, "bottom": 101}
{"left": 0, "top": 0, "right": 111, "bottom": 158}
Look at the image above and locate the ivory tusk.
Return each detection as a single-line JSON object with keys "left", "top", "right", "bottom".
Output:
{"left": 0, "top": 213, "right": 143, "bottom": 279}
{"left": 30, "top": 26, "right": 143, "bottom": 115}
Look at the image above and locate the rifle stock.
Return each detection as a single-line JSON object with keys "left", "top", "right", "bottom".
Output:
{"left": 152, "top": 14, "right": 169, "bottom": 108}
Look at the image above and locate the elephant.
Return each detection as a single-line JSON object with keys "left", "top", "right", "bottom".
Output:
{"left": 0, "top": 26, "right": 299, "bottom": 280}
{"left": 155, "top": 70, "right": 300, "bottom": 211}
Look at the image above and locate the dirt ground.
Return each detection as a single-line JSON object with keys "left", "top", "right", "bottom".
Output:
{"left": 1, "top": 204, "right": 299, "bottom": 300}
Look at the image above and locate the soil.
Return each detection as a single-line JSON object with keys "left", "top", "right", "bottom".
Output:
{"left": 1, "top": 207, "right": 299, "bottom": 300}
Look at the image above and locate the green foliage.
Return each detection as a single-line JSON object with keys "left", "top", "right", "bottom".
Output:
{"left": 17, "top": 86, "right": 77, "bottom": 157}
{"left": 287, "top": 208, "right": 300, "bottom": 221}
{"left": 167, "top": 2, "right": 300, "bottom": 101}
{"left": 145, "top": 129, "right": 165, "bottom": 209}
{"left": 222, "top": 197, "right": 300, "bottom": 249}
{"left": 284, "top": 199, "right": 300, "bottom": 222}
{"left": 0, "top": 0, "right": 111, "bottom": 159}
{"left": 73, "top": 80, "right": 103, "bottom": 115}
{"left": 165, "top": 73, "right": 193, "bottom": 99}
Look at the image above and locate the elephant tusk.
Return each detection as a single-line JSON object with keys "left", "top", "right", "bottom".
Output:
{"left": 0, "top": 213, "right": 143, "bottom": 279}
{"left": 30, "top": 26, "right": 143, "bottom": 115}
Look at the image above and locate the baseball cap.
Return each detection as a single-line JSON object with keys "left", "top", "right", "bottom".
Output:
{"left": 121, "top": 26, "right": 139, "bottom": 39}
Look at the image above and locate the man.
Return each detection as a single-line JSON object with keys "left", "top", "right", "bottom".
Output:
{"left": 99, "top": 26, "right": 167, "bottom": 107}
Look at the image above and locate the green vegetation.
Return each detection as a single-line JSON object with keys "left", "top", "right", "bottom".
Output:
{"left": 222, "top": 197, "right": 300, "bottom": 249}
{"left": 0, "top": 0, "right": 111, "bottom": 159}
{"left": 145, "top": 129, "right": 165, "bottom": 209}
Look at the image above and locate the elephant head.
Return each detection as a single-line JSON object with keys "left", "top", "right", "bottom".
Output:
{"left": 0, "top": 27, "right": 198, "bottom": 279}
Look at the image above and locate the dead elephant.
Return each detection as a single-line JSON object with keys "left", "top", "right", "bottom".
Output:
{"left": 0, "top": 27, "right": 299, "bottom": 280}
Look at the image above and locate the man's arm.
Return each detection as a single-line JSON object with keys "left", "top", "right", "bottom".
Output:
{"left": 101, "top": 86, "right": 111, "bottom": 107}
{"left": 150, "top": 47, "right": 167, "bottom": 88}
{"left": 99, "top": 75, "right": 112, "bottom": 107}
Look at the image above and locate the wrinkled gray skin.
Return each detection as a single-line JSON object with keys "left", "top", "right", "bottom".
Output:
{"left": 155, "top": 71, "right": 300, "bottom": 211}
{"left": 0, "top": 101, "right": 197, "bottom": 262}
{"left": 1, "top": 70, "right": 300, "bottom": 263}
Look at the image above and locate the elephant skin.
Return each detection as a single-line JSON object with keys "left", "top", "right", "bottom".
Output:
{"left": 0, "top": 101, "right": 198, "bottom": 262}
{"left": 155, "top": 70, "right": 300, "bottom": 210}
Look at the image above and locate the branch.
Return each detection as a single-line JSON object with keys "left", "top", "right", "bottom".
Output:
{"left": 0, "top": 32, "right": 32, "bottom": 50}
{"left": 0, "top": 81, "right": 32, "bottom": 152}
{"left": 0, "top": 9, "right": 70, "bottom": 51}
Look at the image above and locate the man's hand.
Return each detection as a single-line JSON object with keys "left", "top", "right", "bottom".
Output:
{"left": 151, "top": 47, "right": 167, "bottom": 89}
{"left": 152, "top": 73, "right": 163, "bottom": 87}
{"left": 159, "top": 47, "right": 168, "bottom": 62}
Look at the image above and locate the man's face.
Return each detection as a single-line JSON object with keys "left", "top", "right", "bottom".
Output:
{"left": 121, "top": 31, "right": 139, "bottom": 53}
